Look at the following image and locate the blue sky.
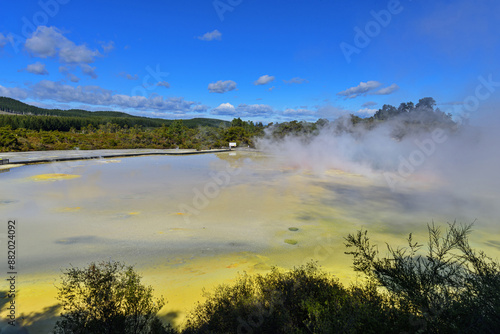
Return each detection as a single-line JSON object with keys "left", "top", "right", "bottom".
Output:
{"left": 0, "top": 0, "right": 499, "bottom": 122}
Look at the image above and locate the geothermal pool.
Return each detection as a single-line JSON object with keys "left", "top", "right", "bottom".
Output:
{"left": 1, "top": 151, "right": 499, "bottom": 332}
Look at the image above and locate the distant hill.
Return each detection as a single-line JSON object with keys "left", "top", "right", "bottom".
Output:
{"left": 0, "top": 97, "right": 229, "bottom": 129}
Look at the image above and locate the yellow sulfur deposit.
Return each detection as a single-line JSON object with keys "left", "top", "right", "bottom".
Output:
{"left": 29, "top": 173, "right": 81, "bottom": 181}
{"left": 56, "top": 207, "right": 82, "bottom": 212}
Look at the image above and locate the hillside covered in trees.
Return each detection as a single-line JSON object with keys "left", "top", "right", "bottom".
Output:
{"left": 0, "top": 97, "right": 230, "bottom": 130}
{"left": 0, "top": 97, "right": 262, "bottom": 151}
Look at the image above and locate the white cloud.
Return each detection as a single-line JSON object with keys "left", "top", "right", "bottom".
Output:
{"left": 238, "top": 104, "right": 274, "bottom": 116}
{"left": 0, "top": 33, "right": 8, "bottom": 48}
{"left": 337, "top": 81, "right": 399, "bottom": 98}
{"left": 59, "top": 66, "right": 80, "bottom": 82}
{"left": 2, "top": 80, "right": 202, "bottom": 114}
{"left": 212, "top": 102, "right": 236, "bottom": 115}
{"left": 361, "top": 101, "right": 377, "bottom": 107}
{"left": 25, "top": 26, "right": 101, "bottom": 64}
{"left": 118, "top": 72, "right": 139, "bottom": 81}
{"left": 68, "top": 75, "right": 80, "bottom": 83}
{"left": 198, "top": 30, "right": 222, "bottom": 41}
{"left": 337, "top": 81, "right": 382, "bottom": 98}
{"left": 208, "top": 80, "right": 237, "bottom": 93}
{"left": 157, "top": 81, "right": 171, "bottom": 88}
{"left": 357, "top": 108, "right": 378, "bottom": 115}
{"left": 99, "top": 41, "right": 115, "bottom": 53}
{"left": 211, "top": 103, "right": 273, "bottom": 116}
{"left": 254, "top": 75, "right": 275, "bottom": 86}
{"left": 25, "top": 62, "right": 49, "bottom": 75}
{"left": 0, "top": 85, "right": 29, "bottom": 100}
{"left": 80, "top": 64, "right": 97, "bottom": 79}
{"left": 192, "top": 104, "right": 208, "bottom": 113}
{"left": 283, "top": 77, "right": 308, "bottom": 84}
{"left": 268, "top": 86, "right": 275, "bottom": 92}
{"left": 59, "top": 44, "right": 100, "bottom": 64}
{"left": 372, "top": 83, "right": 399, "bottom": 95}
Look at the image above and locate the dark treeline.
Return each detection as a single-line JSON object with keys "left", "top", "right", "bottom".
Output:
{"left": 0, "top": 114, "right": 160, "bottom": 132}
{"left": 0, "top": 97, "right": 230, "bottom": 130}
{"left": 0, "top": 96, "right": 135, "bottom": 118}
{"left": 0, "top": 114, "right": 231, "bottom": 132}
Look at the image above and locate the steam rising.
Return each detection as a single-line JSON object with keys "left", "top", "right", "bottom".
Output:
{"left": 256, "top": 106, "right": 500, "bottom": 228}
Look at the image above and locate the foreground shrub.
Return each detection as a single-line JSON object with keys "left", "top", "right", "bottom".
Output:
{"left": 182, "top": 262, "right": 410, "bottom": 334}
{"left": 54, "top": 260, "right": 174, "bottom": 334}
{"left": 345, "top": 222, "right": 500, "bottom": 333}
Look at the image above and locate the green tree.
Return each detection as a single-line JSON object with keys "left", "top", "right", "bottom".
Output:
{"left": 54, "top": 261, "right": 174, "bottom": 334}
{"left": 183, "top": 262, "right": 409, "bottom": 334}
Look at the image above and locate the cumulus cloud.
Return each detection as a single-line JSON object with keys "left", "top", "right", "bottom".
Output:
{"left": 59, "top": 66, "right": 80, "bottom": 82}
{"left": 157, "top": 81, "right": 171, "bottom": 88}
{"left": 372, "top": 83, "right": 399, "bottom": 95}
{"left": 208, "top": 80, "right": 237, "bottom": 93}
{"left": 80, "top": 64, "right": 97, "bottom": 79}
{"left": 238, "top": 104, "right": 273, "bottom": 116}
{"left": 283, "top": 77, "right": 308, "bottom": 84}
{"left": 0, "top": 85, "right": 29, "bottom": 100}
{"left": 211, "top": 103, "right": 273, "bottom": 116}
{"left": 337, "top": 81, "right": 399, "bottom": 98}
{"left": 362, "top": 101, "right": 377, "bottom": 107}
{"left": 1, "top": 80, "right": 203, "bottom": 114}
{"left": 212, "top": 102, "right": 236, "bottom": 115}
{"left": 357, "top": 108, "right": 378, "bottom": 115}
{"left": 25, "top": 26, "right": 101, "bottom": 64}
{"left": 24, "top": 62, "right": 49, "bottom": 75}
{"left": 254, "top": 75, "right": 275, "bottom": 86}
{"left": 198, "top": 29, "right": 222, "bottom": 41}
{"left": 337, "top": 81, "right": 382, "bottom": 98}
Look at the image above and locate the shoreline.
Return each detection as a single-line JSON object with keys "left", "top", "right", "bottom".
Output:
{"left": 0, "top": 148, "right": 235, "bottom": 165}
